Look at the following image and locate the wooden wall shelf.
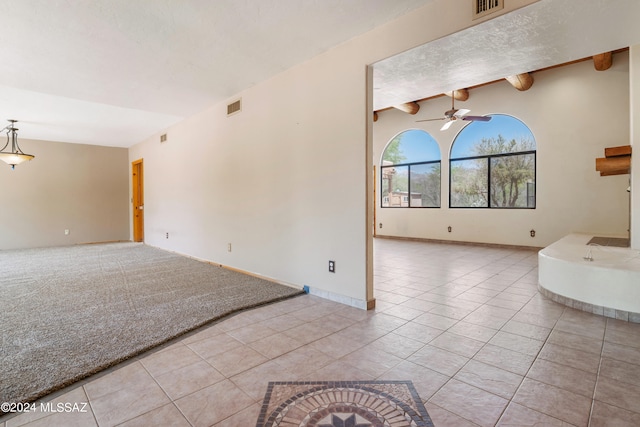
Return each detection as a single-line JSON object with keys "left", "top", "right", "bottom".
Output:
{"left": 596, "top": 145, "right": 631, "bottom": 176}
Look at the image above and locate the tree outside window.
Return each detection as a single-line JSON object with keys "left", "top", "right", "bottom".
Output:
{"left": 450, "top": 115, "right": 536, "bottom": 208}
{"left": 381, "top": 129, "right": 441, "bottom": 208}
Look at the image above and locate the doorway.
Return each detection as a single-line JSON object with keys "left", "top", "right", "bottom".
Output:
{"left": 132, "top": 159, "right": 144, "bottom": 242}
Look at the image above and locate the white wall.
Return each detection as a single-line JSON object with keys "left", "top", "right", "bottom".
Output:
{"left": 0, "top": 139, "right": 129, "bottom": 250}
{"left": 374, "top": 53, "right": 631, "bottom": 247}
{"left": 128, "top": 0, "right": 542, "bottom": 307}
{"left": 631, "top": 46, "right": 640, "bottom": 250}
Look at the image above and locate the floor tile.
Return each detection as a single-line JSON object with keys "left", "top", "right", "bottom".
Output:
{"left": 546, "top": 330, "right": 603, "bottom": 355}
{"left": 272, "top": 345, "right": 335, "bottom": 376}
{"left": 257, "top": 313, "right": 306, "bottom": 332}
{"left": 525, "top": 359, "right": 596, "bottom": 398}
{"left": 602, "top": 340, "right": 640, "bottom": 366}
{"left": 594, "top": 374, "right": 640, "bottom": 413}
{"left": 537, "top": 342, "right": 601, "bottom": 374}
{"left": 88, "top": 375, "right": 171, "bottom": 426}
{"left": 598, "top": 357, "right": 640, "bottom": 386}
{"left": 381, "top": 304, "right": 425, "bottom": 320}
{"left": 496, "top": 402, "right": 571, "bottom": 426}
{"left": 340, "top": 345, "right": 403, "bottom": 377}
{"left": 500, "top": 319, "right": 551, "bottom": 341}
{"left": 214, "top": 402, "right": 262, "bottom": 427}
{"left": 175, "top": 379, "right": 254, "bottom": 427}
{"left": 430, "top": 379, "right": 509, "bottom": 427}
{"left": 302, "top": 360, "right": 376, "bottom": 382}
{"left": 408, "top": 345, "right": 469, "bottom": 377}
{"left": 118, "top": 403, "right": 191, "bottom": 427}
{"left": 454, "top": 360, "right": 523, "bottom": 399}
{"left": 249, "top": 331, "right": 303, "bottom": 359}
{"left": 226, "top": 323, "right": 278, "bottom": 344}
{"left": 424, "top": 402, "right": 481, "bottom": 427}
{"left": 429, "top": 331, "right": 485, "bottom": 358}
{"left": 413, "top": 312, "right": 460, "bottom": 330}
{"left": 83, "top": 361, "right": 155, "bottom": 401}
{"left": 154, "top": 360, "right": 225, "bottom": 400}
{"left": 378, "top": 360, "right": 449, "bottom": 401}
{"left": 473, "top": 344, "right": 535, "bottom": 376}
{"left": 186, "top": 333, "right": 243, "bottom": 359}
{"left": 589, "top": 400, "right": 640, "bottom": 427}
{"left": 488, "top": 331, "right": 544, "bottom": 357}
{"left": 230, "top": 360, "right": 297, "bottom": 401}
{"left": 448, "top": 321, "right": 498, "bottom": 342}
{"left": 367, "top": 331, "right": 425, "bottom": 359}
{"left": 206, "top": 345, "right": 268, "bottom": 377}
{"left": 392, "top": 321, "right": 443, "bottom": 343}
{"left": 512, "top": 378, "right": 591, "bottom": 426}
{"left": 462, "top": 311, "right": 509, "bottom": 330}
{"left": 140, "top": 344, "right": 203, "bottom": 377}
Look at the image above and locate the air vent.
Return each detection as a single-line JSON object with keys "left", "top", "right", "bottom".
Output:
{"left": 160, "top": 133, "right": 167, "bottom": 143}
{"left": 227, "top": 99, "right": 242, "bottom": 116}
{"left": 473, "top": 0, "right": 504, "bottom": 20}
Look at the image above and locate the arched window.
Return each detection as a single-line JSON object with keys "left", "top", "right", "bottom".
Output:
{"left": 381, "top": 129, "right": 441, "bottom": 208}
{"left": 449, "top": 114, "right": 536, "bottom": 208}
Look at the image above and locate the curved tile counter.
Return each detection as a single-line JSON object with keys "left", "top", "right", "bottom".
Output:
{"left": 538, "top": 234, "right": 640, "bottom": 323}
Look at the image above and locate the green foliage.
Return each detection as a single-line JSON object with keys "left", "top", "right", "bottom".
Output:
{"left": 382, "top": 135, "right": 407, "bottom": 165}
{"left": 452, "top": 135, "right": 535, "bottom": 208}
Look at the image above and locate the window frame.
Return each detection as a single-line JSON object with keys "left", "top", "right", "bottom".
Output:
{"left": 449, "top": 149, "right": 536, "bottom": 209}
{"left": 380, "top": 159, "right": 441, "bottom": 208}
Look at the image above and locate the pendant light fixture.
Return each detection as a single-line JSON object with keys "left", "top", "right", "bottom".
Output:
{"left": 0, "top": 120, "right": 34, "bottom": 169}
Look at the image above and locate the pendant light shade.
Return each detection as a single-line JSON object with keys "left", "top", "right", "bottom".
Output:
{"left": 0, "top": 120, "right": 34, "bottom": 169}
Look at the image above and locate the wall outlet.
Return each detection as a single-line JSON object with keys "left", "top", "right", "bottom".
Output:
{"left": 166, "top": 232, "right": 169, "bottom": 239}
{"left": 228, "top": 243, "right": 232, "bottom": 252}
{"left": 328, "top": 260, "right": 335, "bottom": 273}
{"left": 64, "top": 229, "right": 70, "bottom": 235}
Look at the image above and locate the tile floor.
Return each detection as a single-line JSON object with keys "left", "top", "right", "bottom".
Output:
{"left": 2, "top": 238, "right": 640, "bottom": 426}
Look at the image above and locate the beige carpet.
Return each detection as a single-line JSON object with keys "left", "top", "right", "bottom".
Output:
{"left": 0, "top": 242, "right": 303, "bottom": 405}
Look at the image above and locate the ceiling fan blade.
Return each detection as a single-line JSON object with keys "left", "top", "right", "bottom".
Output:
{"left": 455, "top": 108, "right": 470, "bottom": 117}
{"left": 440, "top": 120, "right": 454, "bottom": 131}
{"left": 462, "top": 115, "right": 492, "bottom": 122}
{"left": 416, "top": 117, "right": 446, "bottom": 123}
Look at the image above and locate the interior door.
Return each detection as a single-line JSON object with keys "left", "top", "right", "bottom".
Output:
{"left": 132, "top": 159, "right": 144, "bottom": 242}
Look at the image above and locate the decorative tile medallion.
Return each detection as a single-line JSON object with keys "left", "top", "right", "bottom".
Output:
{"left": 256, "top": 380, "right": 434, "bottom": 427}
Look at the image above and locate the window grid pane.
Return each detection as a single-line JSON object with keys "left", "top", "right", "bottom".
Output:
{"left": 409, "top": 163, "right": 441, "bottom": 207}
{"left": 489, "top": 153, "right": 535, "bottom": 208}
{"left": 381, "top": 165, "right": 409, "bottom": 207}
{"left": 450, "top": 158, "right": 488, "bottom": 207}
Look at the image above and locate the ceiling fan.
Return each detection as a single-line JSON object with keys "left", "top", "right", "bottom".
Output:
{"left": 416, "top": 96, "right": 491, "bottom": 131}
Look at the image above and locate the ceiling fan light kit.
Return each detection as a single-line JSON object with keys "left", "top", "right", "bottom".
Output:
{"left": 0, "top": 120, "right": 34, "bottom": 169}
{"left": 416, "top": 94, "right": 491, "bottom": 131}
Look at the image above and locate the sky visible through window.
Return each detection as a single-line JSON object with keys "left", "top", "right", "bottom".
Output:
{"left": 451, "top": 114, "right": 535, "bottom": 158}
{"left": 384, "top": 129, "right": 440, "bottom": 164}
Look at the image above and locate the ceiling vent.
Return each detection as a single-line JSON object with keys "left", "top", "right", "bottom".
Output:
{"left": 227, "top": 99, "right": 242, "bottom": 116}
{"left": 160, "top": 133, "right": 167, "bottom": 143}
{"left": 473, "top": 0, "right": 504, "bottom": 20}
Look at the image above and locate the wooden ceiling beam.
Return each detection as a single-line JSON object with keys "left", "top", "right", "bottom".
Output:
{"left": 593, "top": 52, "right": 613, "bottom": 71}
{"left": 444, "top": 89, "right": 469, "bottom": 101}
{"left": 392, "top": 101, "right": 420, "bottom": 115}
{"left": 505, "top": 73, "right": 534, "bottom": 91}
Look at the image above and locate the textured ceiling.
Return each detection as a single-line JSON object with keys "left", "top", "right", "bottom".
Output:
{"left": 0, "top": 0, "right": 434, "bottom": 147}
{"left": 374, "top": 0, "right": 640, "bottom": 111}
{"left": 2, "top": 0, "right": 640, "bottom": 148}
